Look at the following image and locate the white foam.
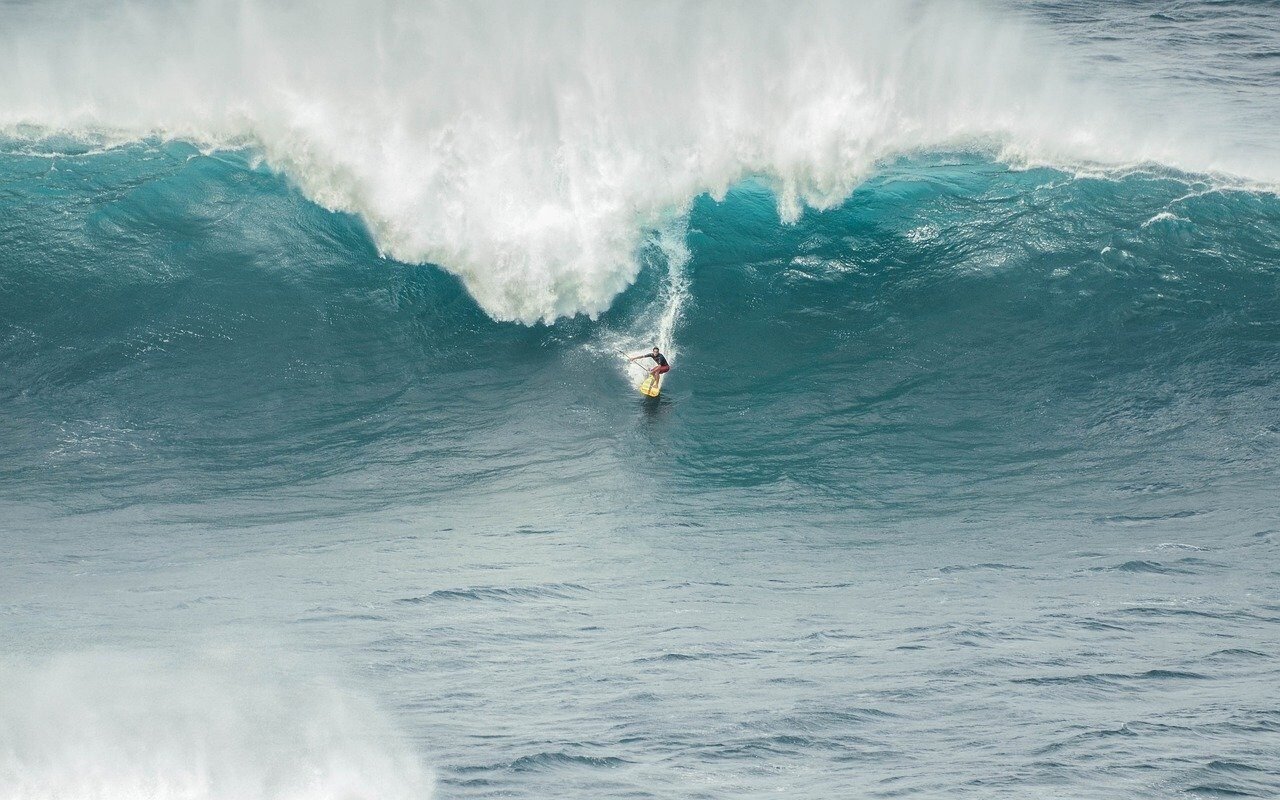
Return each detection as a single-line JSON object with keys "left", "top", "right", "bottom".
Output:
{"left": 0, "top": 0, "right": 1271, "bottom": 322}
{"left": 599, "top": 216, "right": 689, "bottom": 388}
{"left": 1142, "top": 211, "right": 1187, "bottom": 228}
{"left": 0, "top": 650, "right": 433, "bottom": 800}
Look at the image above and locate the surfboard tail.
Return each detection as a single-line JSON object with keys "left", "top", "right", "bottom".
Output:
{"left": 639, "top": 373, "right": 662, "bottom": 397}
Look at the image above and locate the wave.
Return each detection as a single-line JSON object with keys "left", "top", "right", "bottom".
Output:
{"left": 1090, "top": 560, "right": 1197, "bottom": 575}
{"left": 1, "top": 0, "right": 1275, "bottom": 322}
{"left": 2, "top": 141, "right": 1279, "bottom": 513}
{"left": 396, "top": 583, "right": 588, "bottom": 603}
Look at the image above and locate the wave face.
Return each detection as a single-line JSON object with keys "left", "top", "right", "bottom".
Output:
{"left": 2, "top": 143, "right": 1278, "bottom": 518}
{"left": 1, "top": 0, "right": 1277, "bottom": 321}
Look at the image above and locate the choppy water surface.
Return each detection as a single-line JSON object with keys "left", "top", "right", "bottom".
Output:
{"left": 2, "top": 1, "right": 1279, "bottom": 798}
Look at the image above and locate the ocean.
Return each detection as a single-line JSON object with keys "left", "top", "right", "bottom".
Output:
{"left": 1, "top": 1, "right": 1278, "bottom": 798}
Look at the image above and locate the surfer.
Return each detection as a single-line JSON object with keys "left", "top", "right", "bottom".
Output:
{"left": 631, "top": 347, "right": 670, "bottom": 381}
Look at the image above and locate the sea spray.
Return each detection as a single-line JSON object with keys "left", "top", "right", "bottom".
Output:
{"left": 0, "top": 651, "right": 433, "bottom": 800}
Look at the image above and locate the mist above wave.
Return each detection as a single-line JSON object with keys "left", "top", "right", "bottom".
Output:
{"left": 0, "top": 0, "right": 1263, "bottom": 322}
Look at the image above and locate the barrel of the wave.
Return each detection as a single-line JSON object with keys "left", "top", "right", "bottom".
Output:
{"left": 621, "top": 349, "right": 670, "bottom": 398}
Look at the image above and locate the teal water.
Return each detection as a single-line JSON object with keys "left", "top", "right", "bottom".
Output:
{"left": 2, "top": 2, "right": 1280, "bottom": 798}
{"left": 5, "top": 147, "right": 1279, "bottom": 521}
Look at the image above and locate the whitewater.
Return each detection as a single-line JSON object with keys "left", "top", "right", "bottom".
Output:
{"left": 2, "top": 1, "right": 1279, "bottom": 799}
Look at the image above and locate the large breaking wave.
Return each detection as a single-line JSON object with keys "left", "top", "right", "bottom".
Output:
{"left": 1, "top": 0, "right": 1273, "bottom": 322}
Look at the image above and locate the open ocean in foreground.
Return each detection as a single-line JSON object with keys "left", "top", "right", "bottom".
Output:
{"left": 2, "top": 1, "right": 1279, "bottom": 798}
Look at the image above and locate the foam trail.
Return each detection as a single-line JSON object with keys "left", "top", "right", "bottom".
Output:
{"left": 0, "top": 0, "right": 1273, "bottom": 322}
{"left": 601, "top": 215, "right": 690, "bottom": 389}
{"left": 652, "top": 219, "right": 692, "bottom": 359}
{"left": 0, "top": 651, "right": 433, "bottom": 800}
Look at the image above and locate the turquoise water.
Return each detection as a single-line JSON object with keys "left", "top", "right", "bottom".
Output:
{"left": 2, "top": 2, "right": 1280, "bottom": 798}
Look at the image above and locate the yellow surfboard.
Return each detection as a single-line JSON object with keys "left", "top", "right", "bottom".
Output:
{"left": 639, "top": 372, "right": 663, "bottom": 397}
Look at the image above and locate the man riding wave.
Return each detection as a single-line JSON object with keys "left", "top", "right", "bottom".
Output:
{"left": 630, "top": 346, "right": 670, "bottom": 382}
